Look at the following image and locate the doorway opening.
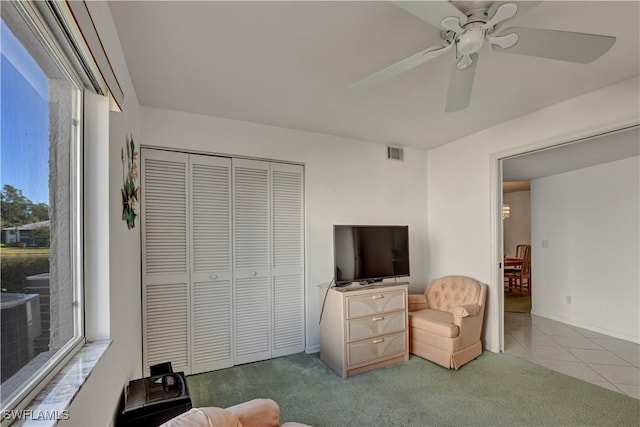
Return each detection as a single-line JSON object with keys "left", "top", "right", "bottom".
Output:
{"left": 502, "top": 180, "right": 531, "bottom": 314}
{"left": 494, "top": 124, "right": 639, "bottom": 353}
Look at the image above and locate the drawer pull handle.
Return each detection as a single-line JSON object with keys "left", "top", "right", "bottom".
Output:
{"left": 371, "top": 295, "right": 384, "bottom": 300}
{"left": 373, "top": 338, "right": 385, "bottom": 344}
{"left": 372, "top": 316, "right": 384, "bottom": 322}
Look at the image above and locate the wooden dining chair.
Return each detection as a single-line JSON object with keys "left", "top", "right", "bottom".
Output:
{"left": 514, "top": 244, "right": 530, "bottom": 261}
{"left": 504, "top": 244, "right": 531, "bottom": 295}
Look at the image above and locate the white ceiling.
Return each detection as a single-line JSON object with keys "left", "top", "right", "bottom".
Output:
{"left": 108, "top": 1, "right": 640, "bottom": 151}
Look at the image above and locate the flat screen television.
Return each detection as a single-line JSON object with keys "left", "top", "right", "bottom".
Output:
{"left": 333, "top": 225, "right": 409, "bottom": 285}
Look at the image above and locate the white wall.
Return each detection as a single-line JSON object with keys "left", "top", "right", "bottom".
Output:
{"left": 426, "top": 76, "right": 640, "bottom": 352}
{"left": 503, "top": 190, "right": 531, "bottom": 257}
{"left": 140, "top": 106, "right": 429, "bottom": 354}
{"left": 531, "top": 156, "right": 639, "bottom": 342}
{"left": 60, "top": 2, "right": 143, "bottom": 426}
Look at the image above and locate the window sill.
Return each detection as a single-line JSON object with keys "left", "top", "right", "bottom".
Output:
{"left": 12, "top": 340, "right": 111, "bottom": 427}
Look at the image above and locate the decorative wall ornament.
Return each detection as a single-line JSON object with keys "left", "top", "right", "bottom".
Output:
{"left": 121, "top": 135, "right": 139, "bottom": 229}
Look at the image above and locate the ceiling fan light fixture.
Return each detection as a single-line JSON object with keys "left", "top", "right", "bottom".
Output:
{"left": 457, "top": 23, "right": 485, "bottom": 55}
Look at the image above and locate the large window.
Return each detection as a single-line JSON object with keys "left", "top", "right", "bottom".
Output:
{"left": 1, "top": 1, "right": 83, "bottom": 415}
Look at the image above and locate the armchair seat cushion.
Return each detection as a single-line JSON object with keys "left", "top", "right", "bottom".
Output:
{"left": 409, "top": 309, "right": 459, "bottom": 338}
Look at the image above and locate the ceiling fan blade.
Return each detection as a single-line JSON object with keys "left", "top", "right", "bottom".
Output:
{"left": 445, "top": 53, "right": 478, "bottom": 112}
{"left": 492, "top": 27, "right": 616, "bottom": 64}
{"left": 487, "top": 1, "right": 541, "bottom": 21}
{"left": 486, "top": 1, "right": 541, "bottom": 34}
{"left": 349, "top": 44, "right": 453, "bottom": 90}
{"left": 392, "top": 1, "right": 467, "bottom": 30}
{"left": 482, "top": 3, "right": 517, "bottom": 31}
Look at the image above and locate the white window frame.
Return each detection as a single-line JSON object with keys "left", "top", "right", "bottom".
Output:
{"left": 1, "top": 0, "right": 85, "bottom": 418}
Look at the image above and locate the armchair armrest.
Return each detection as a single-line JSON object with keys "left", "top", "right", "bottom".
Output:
{"left": 408, "top": 294, "right": 426, "bottom": 304}
{"left": 408, "top": 294, "right": 428, "bottom": 312}
{"left": 453, "top": 304, "right": 481, "bottom": 318}
{"left": 453, "top": 304, "right": 484, "bottom": 348}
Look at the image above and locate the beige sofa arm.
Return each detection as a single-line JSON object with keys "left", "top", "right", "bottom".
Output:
{"left": 227, "top": 398, "right": 281, "bottom": 427}
{"left": 408, "top": 294, "right": 428, "bottom": 312}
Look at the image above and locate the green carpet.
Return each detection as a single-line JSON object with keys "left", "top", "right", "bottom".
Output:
{"left": 505, "top": 293, "right": 531, "bottom": 313}
{"left": 187, "top": 352, "right": 639, "bottom": 426}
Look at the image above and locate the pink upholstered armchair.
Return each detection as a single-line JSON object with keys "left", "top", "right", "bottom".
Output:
{"left": 408, "top": 276, "right": 487, "bottom": 369}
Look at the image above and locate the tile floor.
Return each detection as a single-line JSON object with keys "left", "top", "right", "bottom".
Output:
{"left": 504, "top": 312, "right": 640, "bottom": 399}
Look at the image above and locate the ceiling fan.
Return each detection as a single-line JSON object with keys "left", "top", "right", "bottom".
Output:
{"left": 349, "top": 1, "right": 616, "bottom": 112}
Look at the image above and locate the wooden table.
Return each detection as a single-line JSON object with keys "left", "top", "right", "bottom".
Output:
{"left": 504, "top": 258, "right": 525, "bottom": 294}
{"left": 504, "top": 257, "right": 523, "bottom": 268}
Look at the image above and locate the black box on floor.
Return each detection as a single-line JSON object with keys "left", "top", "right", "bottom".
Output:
{"left": 150, "top": 362, "right": 173, "bottom": 376}
{"left": 118, "top": 372, "right": 191, "bottom": 427}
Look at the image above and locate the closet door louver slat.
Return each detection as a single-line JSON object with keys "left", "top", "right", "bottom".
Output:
{"left": 142, "top": 150, "right": 305, "bottom": 374}
{"left": 146, "top": 283, "right": 189, "bottom": 370}
{"left": 190, "top": 155, "right": 233, "bottom": 373}
{"left": 233, "top": 159, "right": 272, "bottom": 365}
{"left": 142, "top": 150, "right": 190, "bottom": 375}
{"left": 235, "top": 277, "right": 271, "bottom": 356}
{"left": 271, "top": 163, "right": 305, "bottom": 356}
{"left": 273, "top": 275, "right": 304, "bottom": 351}
{"left": 192, "top": 279, "right": 231, "bottom": 367}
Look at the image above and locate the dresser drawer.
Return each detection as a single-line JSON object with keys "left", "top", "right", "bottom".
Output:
{"left": 347, "top": 332, "right": 406, "bottom": 367}
{"left": 347, "top": 311, "right": 406, "bottom": 342}
{"left": 346, "top": 290, "right": 406, "bottom": 319}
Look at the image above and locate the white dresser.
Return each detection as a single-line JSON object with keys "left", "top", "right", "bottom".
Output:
{"left": 319, "top": 283, "right": 409, "bottom": 378}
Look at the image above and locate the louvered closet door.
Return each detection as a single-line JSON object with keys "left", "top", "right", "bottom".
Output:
{"left": 189, "top": 154, "right": 233, "bottom": 373}
{"left": 271, "top": 163, "right": 305, "bottom": 357}
{"left": 233, "top": 159, "right": 272, "bottom": 365}
{"left": 142, "top": 149, "right": 190, "bottom": 375}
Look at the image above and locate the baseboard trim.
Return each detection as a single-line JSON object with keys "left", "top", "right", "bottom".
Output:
{"left": 305, "top": 345, "right": 320, "bottom": 354}
{"left": 530, "top": 311, "right": 640, "bottom": 344}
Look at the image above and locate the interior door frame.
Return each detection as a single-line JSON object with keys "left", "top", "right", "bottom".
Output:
{"left": 489, "top": 118, "right": 639, "bottom": 353}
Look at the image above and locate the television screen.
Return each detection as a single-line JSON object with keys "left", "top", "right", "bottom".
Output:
{"left": 333, "top": 225, "right": 409, "bottom": 285}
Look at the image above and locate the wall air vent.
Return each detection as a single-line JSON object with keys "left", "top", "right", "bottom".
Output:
{"left": 387, "top": 146, "right": 404, "bottom": 161}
